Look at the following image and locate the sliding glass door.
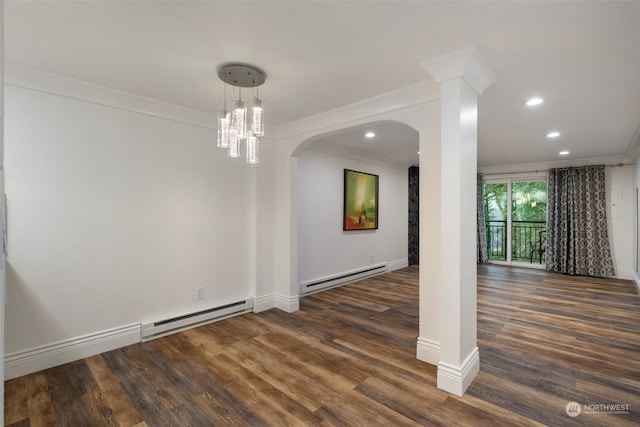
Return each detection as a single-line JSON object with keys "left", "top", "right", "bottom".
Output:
{"left": 484, "top": 183, "right": 508, "bottom": 261}
{"left": 483, "top": 178, "right": 547, "bottom": 265}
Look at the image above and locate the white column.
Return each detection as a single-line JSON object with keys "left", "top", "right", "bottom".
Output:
{"left": 421, "top": 47, "right": 495, "bottom": 396}
{"left": 272, "top": 143, "right": 300, "bottom": 312}
{"left": 417, "top": 108, "right": 442, "bottom": 365}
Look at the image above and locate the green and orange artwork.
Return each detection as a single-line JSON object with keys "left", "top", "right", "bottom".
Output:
{"left": 344, "top": 169, "right": 378, "bottom": 230}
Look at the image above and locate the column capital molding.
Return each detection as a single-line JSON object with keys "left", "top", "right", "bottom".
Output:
{"left": 421, "top": 46, "right": 496, "bottom": 96}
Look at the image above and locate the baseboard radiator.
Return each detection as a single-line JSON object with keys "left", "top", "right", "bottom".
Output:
{"left": 141, "top": 299, "right": 253, "bottom": 341}
{"left": 300, "top": 263, "right": 387, "bottom": 295}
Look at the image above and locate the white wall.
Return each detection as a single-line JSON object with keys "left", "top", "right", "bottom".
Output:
{"left": 4, "top": 67, "right": 255, "bottom": 375}
{"left": 606, "top": 165, "right": 635, "bottom": 279}
{"left": 634, "top": 161, "right": 640, "bottom": 289}
{"left": 297, "top": 142, "right": 408, "bottom": 285}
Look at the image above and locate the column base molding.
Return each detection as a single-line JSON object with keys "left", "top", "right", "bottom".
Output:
{"left": 437, "top": 347, "right": 480, "bottom": 396}
{"left": 416, "top": 336, "right": 440, "bottom": 365}
{"left": 275, "top": 293, "right": 299, "bottom": 313}
{"left": 253, "top": 293, "right": 299, "bottom": 313}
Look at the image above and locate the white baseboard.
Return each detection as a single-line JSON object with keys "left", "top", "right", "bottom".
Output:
{"left": 254, "top": 293, "right": 300, "bottom": 312}
{"left": 614, "top": 268, "right": 636, "bottom": 281}
{"left": 437, "top": 347, "right": 480, "bottom": 397}
{"left": 416, "top": 336, "right": 440, "bottom": 365}
{"left": 253, "top": 294, "right": 276, "bottom": 313}
{"left": 275, "top": 293, "right": 299, "bottom": 313}
{"left": 387, "top": 258, "right": 409, "bottom": 272}
{"left": 614, "top": 269, "right": 640, "bottom": 294}
{"left": 4, "top": 323, "right": 141, "bottom": 380}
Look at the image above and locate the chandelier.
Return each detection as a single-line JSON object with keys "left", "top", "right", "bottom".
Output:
{"left": 217, "top": 63, "right": 266, "bottom": 164}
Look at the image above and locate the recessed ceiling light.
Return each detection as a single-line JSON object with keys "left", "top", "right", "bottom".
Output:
{"left": 546, "top": 131, "right": 560, "bottom": 138}
{"left": 559, "top": 150, "right": 570, "bottom": 156}
{"left": 417, "top": 151, "right": 421, "bottom": 155}
{"left": 365, "top": 132, "right": 375, "bottom": 138}
{"left": 525, "top": 97, "right": 544, "bottom": 107}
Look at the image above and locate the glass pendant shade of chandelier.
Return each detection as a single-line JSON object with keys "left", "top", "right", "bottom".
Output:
{"left": 217, "top": 63, "right": 266, "bottom": 164}
{"left": 246, "top": 135, "right": 259, "bottom": 164}
{"left": 228, "top": 129, "right": 240, "bottom": 158}
{"left": 233, "top": 99, "right": 247, "bottom": 139}
{"left": 217, "top": 110, "right": 230, "bottom": 148}
{"left": 252, "top": 98, "right": 264, "bottom": 137}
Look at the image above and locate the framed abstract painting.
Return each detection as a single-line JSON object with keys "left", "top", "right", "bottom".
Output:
{"left": 343, "top": 169, "right": 379, "bottom": 230}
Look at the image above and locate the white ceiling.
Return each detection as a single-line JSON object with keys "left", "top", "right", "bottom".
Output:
{"left": 314, "top": 123, "right": 420, "bottom": 167}
{"left": 5, "top": 1, "right": 640, "bottom": 168}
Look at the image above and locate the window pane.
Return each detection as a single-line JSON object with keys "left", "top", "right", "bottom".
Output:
{"left": 483, "top": 183, "right": 507, "bottom": 261}
{"left": 511, "top": 181, "right": 547, "bottom": 263}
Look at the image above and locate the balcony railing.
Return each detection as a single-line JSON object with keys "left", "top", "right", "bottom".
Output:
{"left": 485, "top": 220, "right": 546, "bottom": 263}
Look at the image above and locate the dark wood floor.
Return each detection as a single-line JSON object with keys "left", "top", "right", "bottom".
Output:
{"left": 5, "top": 265, "right": 640, "bottom": 426}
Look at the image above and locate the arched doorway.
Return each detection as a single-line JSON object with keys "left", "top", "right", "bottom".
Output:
{"left": 267, "top": 83, "right": 440, "bottom": 310}
{"left": 295, "top": 121, "right": 419, "bottom": 294}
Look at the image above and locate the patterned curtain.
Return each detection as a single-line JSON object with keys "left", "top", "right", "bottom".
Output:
{"left": 477, "top": 174, "right": 488, "bottom": 264}
{"left": 546, "top": 165, "right": 614, "bottom": 276}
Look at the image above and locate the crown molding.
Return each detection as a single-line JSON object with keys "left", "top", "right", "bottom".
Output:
{"left": 625, "top": 124, "right": 640, "bottom": 162}
{"left": 421, "top": 46, "right": 496, "bottom": 96}
{"left": 5, "top": 62, "right": 215, "bottom": 129}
